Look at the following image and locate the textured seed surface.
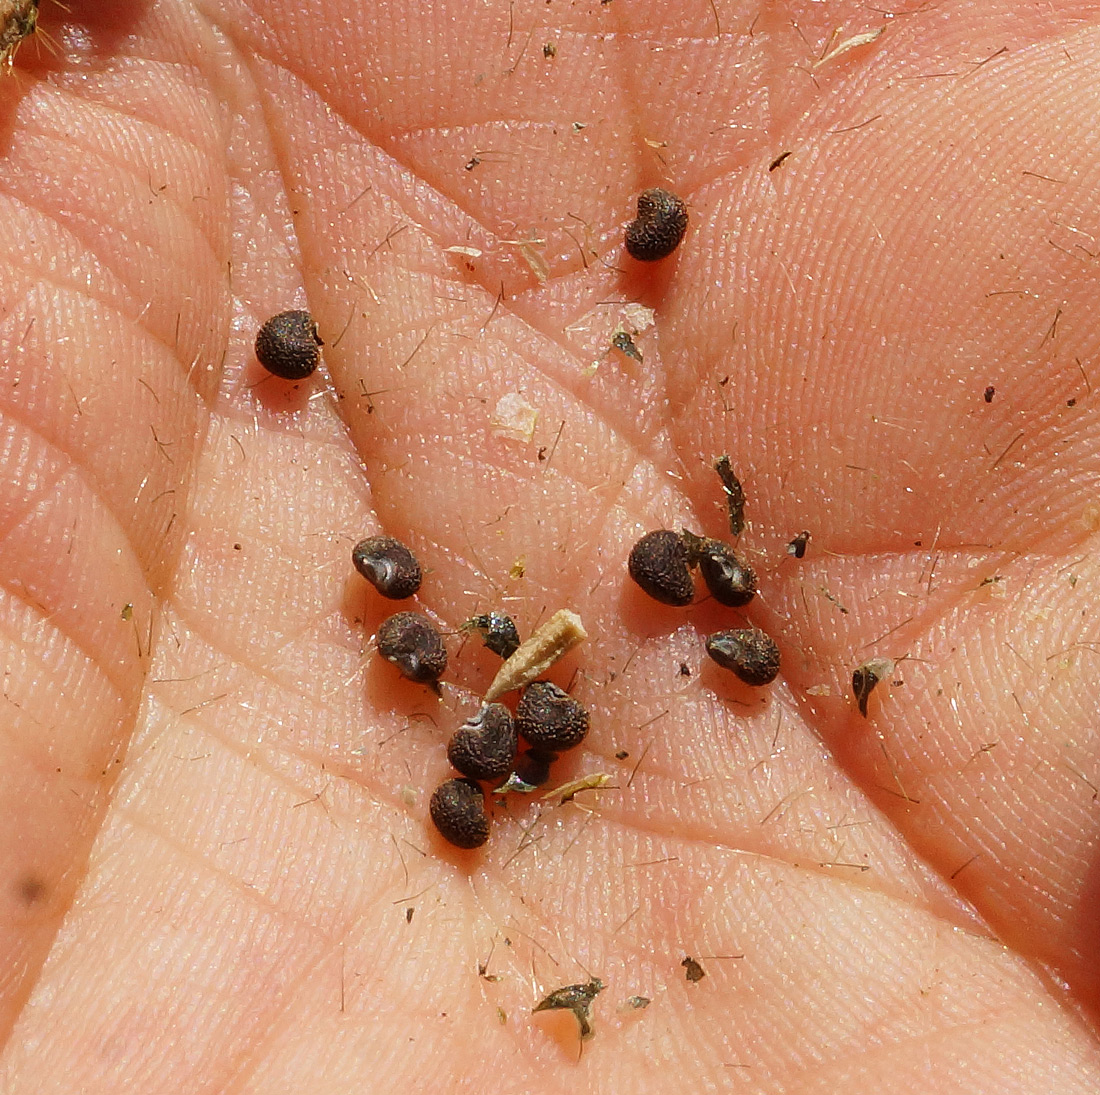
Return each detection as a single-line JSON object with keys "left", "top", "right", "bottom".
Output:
{"left": 464, "top": 611, "right": 520, "bottom": 658}
{"left": 516, "top": 681, "right": 590, "bottom": 751}
{"left": 628, "top": 530, "right": 694, "bottom": 606}
{"left": 429, "top": 778, "right": 490, "bottom": 849}
{"left": 485, "top": 608, "right": 587, "bottom": 702}
{"left": 714, "top": 455, "right": 746, "bottom": 536}
{"left": 254, "top": 309, "right": 323, "bottom": 380}
{"left": 352, "top": 536, "right": 422, "bottom": 599}
{"left": 447, "top": 703, "right": 518, "bottom": 782}
{"left": 705, "top": 628, "right": 780, "bottom": 686}
{"left": 852, "top": 657, "right": 895, "bottom": 717}
{"left": 624, "top": 188, "right": 688, "bottom": 261}
{"left": 377, "top": 611, "right": 447, "bottom": 683}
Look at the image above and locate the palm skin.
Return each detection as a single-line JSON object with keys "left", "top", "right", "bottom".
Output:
{"left": 0, "top": 0, "right": 1098, "bottom": 1091}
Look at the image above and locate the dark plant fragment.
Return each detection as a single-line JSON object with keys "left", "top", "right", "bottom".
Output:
{"left": 462, "top": 611, "right": 521, "bottom": 659}
{"left": 713, "top": 455, "right": 745, "bottom": 536}
{"left": 851, "top": 657, "right": 895, "bottom": 717}
{"left": 533, "top": 977, "right": 605, "bottom": 1040}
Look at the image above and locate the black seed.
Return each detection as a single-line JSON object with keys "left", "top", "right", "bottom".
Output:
{"left": 624, "top": 187, "right": 688, "bottom": 261}
{"left": 705, "top": 628, "right": 780, "bottom": 686}
{"left": 852, "top": 657, "right": 895, "bottom": 717}
{"left": 983, "top": 385, "right": 995, "bottom": 403}
{"left": 447, "top": 703, "right": 518, "bottom": 782}
{"left": 377, "top": 611, "right": 447, "bottom": 684}
{"left": 463, "top": 612, "right": 521, "bottom": 658}
{"left": 681, "top": 956, "right": 706, "bottom": 983}
{"left": 352, "top": 536, "right": 422, "bottom": 599}
{"left": 682, "top": 531, "right": 756, "bottom": 607}
{"left": 628, "top": 530, "right": 694, "bottom": 606}
{"left": 429, "top": 778, "right": 490, "bottom": 849}
{"left": 787, "top": 531, "right": 810, "bottom": 559}
{"left": 254, "top": 309, "right": 323, "bottom": 380}
{"left": 516, "top": 681, "right": 590, "bottom": 751}
{"left": 713, "top": 455, "right": 745, "bottom": 537}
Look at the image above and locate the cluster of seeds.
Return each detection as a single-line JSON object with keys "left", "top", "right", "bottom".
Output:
{"left": 350, "top": 533, "right": 590, "bottom": 850}
{"left": 627, "top": 458, "right": 781, "bottom": 687}
{"left": 432, "top": 613, "right": 592, "bottom": 848}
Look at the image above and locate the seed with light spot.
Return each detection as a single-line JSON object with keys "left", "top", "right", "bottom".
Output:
{"left": 705, "top": 628, "right": 780, "bottom": 686}
{"left": 516, "top": 681, "right": 590, "bottom": 752}
{"left": 377, "top": 611, "right": 447, "bottom": 684}
{"left": 625, "top": 188, "right": 688, "bottom": 262}
{"left": 628, "top": 530, "right": 694, "bottom": 606}
{"left": 447, "top": 703, "right": 518, "bottom": 782}
{"left": 352, "top": 536, "right": 422, "bottom": 599}
{"left": 254, "top": 309, "right": 323, "bottom": 380}
{"left": 682, "top": 531, "right": 756, "bottom": 607}
{"left": 429, "top": 777, "right": 490, "bottom": 848}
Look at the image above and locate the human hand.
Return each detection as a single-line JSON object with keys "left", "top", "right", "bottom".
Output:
{"left": 0, "top": 1, "right": 1098, "bottom": 1091}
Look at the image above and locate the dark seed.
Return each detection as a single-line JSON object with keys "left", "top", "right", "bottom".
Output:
{"left": 352, "top": 536, "right": 422, "bottom": 599}
{"left": 377, "top": 611, "right": 447, "bottom": 684}
{"left": 463, "top": 612, "right": 521, "bottom": 659}
{"left": 786, "top": 531, "right": 810, "bottom": 559}
{"left": 628, "top": 530, "right": 694, "bottom": 606}
{"left": 516, "top": 681, "right": 590, "bottom": 752}
{"left": 713, "top": 455, "right": 745, "bottom": 537}
{"left": 852, "top": 657, "right": 895, "bottom": 717}
{"left": 705, "top": 628, "right": 780, "bottom": 686}
{"left": 496, "top": 748, "right": 557, "bottom": 794}
{"left": 254, "top": 309, "right": 323, "bottom": 380}
{"left": 624, "top": 187, "right": 688, "bottom": 262}
{"left": 682, "top": 531, "right": 756, "bottom": 607}
{"left": 429, "top": 778, "right": 490, "bottom": 849}
{"left": 681, "top": 956, "right": 706, "bottom": 983}
{"left": 983, "top": 385, "right": 995, "bottom": 403}
{"left": 447, "top": 703, "right": 518, "bottom": 782}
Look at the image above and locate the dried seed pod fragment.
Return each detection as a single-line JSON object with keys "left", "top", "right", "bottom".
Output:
{"left": 462, "top": 611, "right": 521, "bottom": 659}
{"left": 532, "top": 977, "right": 604, "bottom": 1041}
{"left": 624, "top": 188, "right": 688, "bottom": 262}
{"left": 516, "top": 681, "right": 590, "bottom": 751}
{"left": 705, "top": 628, "right": 780, "bottom": 686}
{"left": 447, "top": 703, "right": 518, "bottom": 782}
{"left": 352, "top": 536, "right": 422, "bottom": 600}
{"left": 852, "top": 657, "right": 895, "bottom": 717}
{"left": 429, "top": 777, "right": 490, "bottom": 849}
{"left": 377, "top": 611, "right": 448, "bottom": 684}
{"left": 713, "top": 455, "right": 746, "bottom": 536}
{"left": 484, "top": 609, "right": 587, "bottom": 702}
{"left": 628, "top": 530, "right": 694, "bottom": 606}
{"left": 254, "top": 309, "right": 323, "bottom": 380}
{"left": 681, "top": 530, "right": 756, "bottom": 607}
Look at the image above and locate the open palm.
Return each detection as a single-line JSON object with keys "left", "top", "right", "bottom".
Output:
{"left": 1, "top": 1, "right": 1098, "bottom": 1091}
